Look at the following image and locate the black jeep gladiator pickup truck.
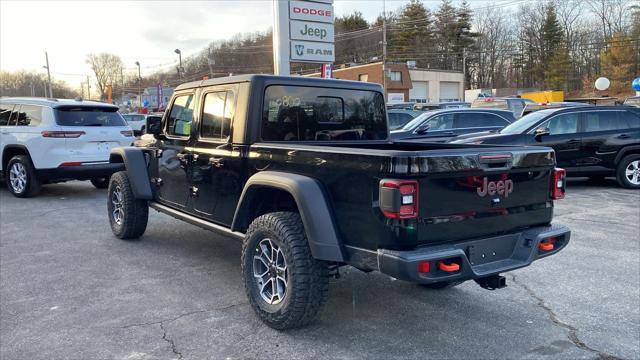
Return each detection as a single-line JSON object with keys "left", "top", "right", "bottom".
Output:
{"left": 107, "top": 75, "right": 570, "bottom": 329}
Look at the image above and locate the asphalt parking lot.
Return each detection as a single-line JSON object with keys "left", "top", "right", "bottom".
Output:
{"left": 1, "top": 179, "right": 638, "bottom": 360}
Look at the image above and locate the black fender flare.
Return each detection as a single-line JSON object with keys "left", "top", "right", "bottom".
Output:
{"left": 109, "top": 147, "right": 153, "bottom": 200}
{"left": 614, "top": 145, "right": 640, "bottom": 165}
{"left": 231, "top": 171, "right": 345, "bottom": 262}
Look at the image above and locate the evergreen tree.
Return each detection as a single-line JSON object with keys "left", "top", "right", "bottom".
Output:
{"left": 391, "top": 0, "right": 433, "bottom": 67}
{"left": 434, "top": 0, "right": 458, "bottom": 68}
{"left": 541, "top": 4, "right": 564, "bottom": 61}
{"left": 334, "top": 11, "right": 372, "bottom": 63}
{"left": 600, "top": 33, "right": 636, "bottom": 94}
{"left": 545, "top": 46, "right": 571, "bottom": 90}
{"left": 540, "top": 3, "right": 566, "bottom": 89}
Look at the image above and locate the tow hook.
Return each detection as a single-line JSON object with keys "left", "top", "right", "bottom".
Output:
{"left": 475, "top": 275, "right": 507, "bottom": 290}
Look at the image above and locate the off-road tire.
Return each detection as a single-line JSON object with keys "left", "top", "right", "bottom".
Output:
{"left": 6, "top": 155, "right": 41, "bottom": 198}
{"left": 242, "top": 212, "right": 329, "bottom": 330}
{"left": 421, "top": 281, "right": 463, "bottom": 290}
{"left": 107, "top": 171, "right": 148, "bottom": 239}
{"left": 616, "top": 154, "right": 640, "bottom": 189}
{"left": 90, "top": 177, "right": 110, "bottom": 189}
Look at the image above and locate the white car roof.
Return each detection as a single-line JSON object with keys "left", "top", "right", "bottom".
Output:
{"left": 0, "top": 97, "right": 118, "bottom": 109}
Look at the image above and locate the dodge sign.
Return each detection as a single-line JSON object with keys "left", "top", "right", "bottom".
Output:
{"left": 289, "top": 1, "right": 334, "bottom": 23}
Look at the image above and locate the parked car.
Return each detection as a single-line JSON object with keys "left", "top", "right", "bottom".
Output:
{"left": 522, "top": 101, "right": 591, "bottom": 116}
{"left": 452, "top": 106, "right": 640, "bottom": 188}
{"left": 390, "top": 108, "right": 515, "bottom": 142}
{"left": 387, "top": 109, "right": 422, "bottom": 130}
{"left": 413, "top": 101, "right": 470, "bottom": 111}
{"left": 471, "top": 97, "right": 528, "bottom": 118}
{"left": 386, "top": 102, "right": 415, "bottom": 110}
{"left": 106, "top": 74, "right": 570, "bottom": 329}
{"left": 0, "top": 98, "right": 133, "bottom": 197}
{"left": 624, "top": 96, "right": 640, "bottom": 108}
{"left": 121, "top": 113, "right": 146, "bottom": 135}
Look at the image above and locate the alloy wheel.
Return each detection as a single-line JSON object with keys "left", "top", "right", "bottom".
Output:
{"left": 9, "top": 162, "right": 27, "bottom": 194}
{"left": 111, "top": 186, "right": 124, "bottom": 225}
{"left": 253, "top": 238, "right": 288, "bottom": 305}
{"left": 625, "top": 160, "right": 640, "bottom": 185}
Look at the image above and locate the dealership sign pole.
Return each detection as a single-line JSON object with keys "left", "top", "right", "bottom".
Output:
{"left": 273, "top": 0, "right": 335, "bottom": 76}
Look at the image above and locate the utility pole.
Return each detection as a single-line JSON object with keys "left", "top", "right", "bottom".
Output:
{"left": 135, "top": 61, "right": 142, "bottom": 108}
{"left": 121, "top": 67, "right": 125, "bottom": 105}
{"left": 44, "top": 51, "right": 53, "bottom": 98}
{"left": 207, "top": 48, "right": 215, "bottom": 78}
{"left": 174, "top": 49, "right": 182, "bottom": 80}
{"left": 462, "top": 48, "right": 466, "bottom": 101}
{"left": 80, "top": 82, "right": 84, "bottom": 98}
{"left": 86, "top": 75, "right": 91, "bottom": 99}
{"left": 382, "top": 0, "right": 387, "bottom": 101}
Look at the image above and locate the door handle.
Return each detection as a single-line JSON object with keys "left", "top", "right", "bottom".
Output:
{"left": 567, "top": 139, "right": 580, "bottom": 145}
{"left": 209, "top": 157, "right": 224, "bottom": 168}
{"left": 617, "top": 134, "right": 631, "bottom": 139}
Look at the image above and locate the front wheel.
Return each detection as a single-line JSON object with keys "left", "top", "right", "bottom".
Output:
{"left": 242, "top": 212, "right": 329, "bottom": 330}
{"left": 91, "top": 177, "right": 110, "bottom": 189}
{"left": 616, "top": 155, "right": 640, "bottom": 189}
{"left": 107, "top": 171, "right": 148, "bottom": 239}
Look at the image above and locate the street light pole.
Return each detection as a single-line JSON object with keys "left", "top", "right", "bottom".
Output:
{"left": 44, "top": 51, "right": 53, "bottom": 98}
{"left": 135, "top": 61, "right": 142, "bottom": 108}
{"left": 382, "top": 0, "right": 387, "bottom": 101}
{"left": 174, "top": 49, "right": 182, "bottom": 80}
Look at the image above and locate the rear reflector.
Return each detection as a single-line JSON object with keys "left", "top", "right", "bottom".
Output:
{"left": 59, "top": 162, "right": 82, "bottom": 167}
{"left": 120, "top": 130, "right": 134, "bottom": 137}
{"left": 551, "top": 168, "right": 566, "bottom": 200}
{"left": 379, "top": 179, "right": 419, "bottom": 219}
{"left": 418, "top": 261, "right": 430, "bottom": 273}
{"left": 42, "top": 131, "right": 85, "bottom": 138}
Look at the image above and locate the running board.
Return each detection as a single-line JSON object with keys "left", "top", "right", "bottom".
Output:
{"left": 149, "top": 201, "right": 245, "bottom": 241}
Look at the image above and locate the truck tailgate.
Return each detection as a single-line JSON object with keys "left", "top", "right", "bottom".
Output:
{"left": 399, "top": 148, "right": 556, "bottom": 245}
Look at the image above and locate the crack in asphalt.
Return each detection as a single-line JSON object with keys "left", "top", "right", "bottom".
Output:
{"left": 511, "top": 275, "right": 623, "bottom": 360}
{"left": 120, "top": 302, "right": 247, "bottom": 359}
{"left": 160, "top": 321, "right": 183, "bottom": 360}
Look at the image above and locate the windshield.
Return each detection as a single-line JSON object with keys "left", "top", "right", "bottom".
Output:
{"left": 499, "top": 110, "right": 553, "bottom": 134}
{"left": 123, "top": 114, "right": 145, "bottom": 122}
{"left": 400, "top": 111, "right": 436, "bottom": 131}
{"left": 55, "top": 106, "right": 127, "bottom": 127}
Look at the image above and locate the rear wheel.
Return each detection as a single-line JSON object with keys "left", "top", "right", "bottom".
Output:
{"left": 616, "top": 155, "right": 640, "bottom": 189}
{"left": 90, "top": 177, "right": 110, "bottom": 189}
{"left": 107, "top": 171, "right": 148, "bottom": 239}
{"left": 6, "top": 155, "right": 41, "bottom": 198}
{"left": 242, "top": 212, "right": 329, "bottom": 330}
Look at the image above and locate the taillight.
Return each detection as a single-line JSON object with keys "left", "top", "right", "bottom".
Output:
{"left": 551, "top": 168, "right": 566, "bottom": 200}
{"left": 41, "top": 131, "right": 85, "bottom": 138}
{"left": 379, "top": 179, "right": 419, "bottom": 219}
{"left": 120, "top": 130, "right": 134, "bottom": 137}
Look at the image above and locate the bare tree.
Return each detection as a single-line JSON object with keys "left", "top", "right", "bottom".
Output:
{"left": 86, "top": 53, "right": 124, "bottom": 99}
{"left": 585, "top": 0, "right": 632, "bottom": 39}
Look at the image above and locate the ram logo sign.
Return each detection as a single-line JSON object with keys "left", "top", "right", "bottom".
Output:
{"left": 290, "top": 41, "right": 335, "bottom": 62}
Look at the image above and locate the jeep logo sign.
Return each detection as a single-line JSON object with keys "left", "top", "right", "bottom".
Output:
{"left": 290, "top": 20, "right": 334, "bottom": 42}
{"left": 476, "top": 178, "right": 514, "bottom": 198}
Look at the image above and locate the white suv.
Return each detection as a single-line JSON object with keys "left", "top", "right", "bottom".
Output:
{"left": 0, "top": 98, "right": 134, "bottom": 197}
{"left": 122, "top": 113, "right": 163, "bottom": 135}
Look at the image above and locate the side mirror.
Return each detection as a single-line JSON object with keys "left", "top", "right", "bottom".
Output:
{"left": 416, "top": 124, "right": 430, "bottom": 134}
{"left": 534, "top": 127, "right": 550, "bottom": 138}
{"left": 146, "top": 116, "right": 163, "bottom": 136}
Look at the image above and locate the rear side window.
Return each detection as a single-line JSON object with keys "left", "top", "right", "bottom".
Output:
{"left": 166, "top": 94, "right": 195, "bottom": 137}
{"left": 0, "top": 104, "right": 13, "bottom": 126}
{"left": 201, "top": 91, "right": 235, "bottom": 140}
{"left": 583, "top": 111, "right": 629, "bottom": 132}
{"left": 262, "top": 85, "right": 387, "bottom": 141}
{"left": 16, "top": 105, "right": 43, "bottom": 126}
{"left": 479, "top": 113, "right": 510, "bottom": 126}
{"left": 55, "top": 106, "right": 126, "bottom": 127}
{"left": 620, "top": 111, "right": 640, "bottom": 128}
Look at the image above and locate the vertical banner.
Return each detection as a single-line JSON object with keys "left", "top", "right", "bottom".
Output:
{"left": 321, "top": 64, "right": 333, "bottom": 78}
{"left": 156, "top": 84, "right": 161, "bottom": 108}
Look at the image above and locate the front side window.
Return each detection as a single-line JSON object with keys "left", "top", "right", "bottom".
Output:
{"left": 584, "top": 111, "right": 630, "bottom": 132}
{"left": 201, "top": 91, "right": 235, "bottom": 140}
{"left": 427, "top": 114, "right": 454, "bottom": 130}
{"left": 541, "top": 113, "right": 579, "bottom": 135}
{"left": 55, "top": 106, "right": 126, "bottom": 127}
{"left": 16, "top": 105, "right": 43, "bottom": 126}
{"left": 0, "top": 104, "right": 13, "bottom": 126}
{"left": 262, "top": 85, "right": 387, "bottom": 141}
{"left": 166, "top": 94, "right": 195, "bottom": 137}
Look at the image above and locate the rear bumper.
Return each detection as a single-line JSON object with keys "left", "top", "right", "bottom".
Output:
{"left": 350, "top": 224, "right": 570, "bottom": 284}
{"left": 36, "top": 163, "right": 125, "bottom": 182}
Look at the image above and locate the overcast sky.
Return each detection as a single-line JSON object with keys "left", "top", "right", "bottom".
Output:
{"left": 0, "top": 0, "right": 502, "bottom": 88}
